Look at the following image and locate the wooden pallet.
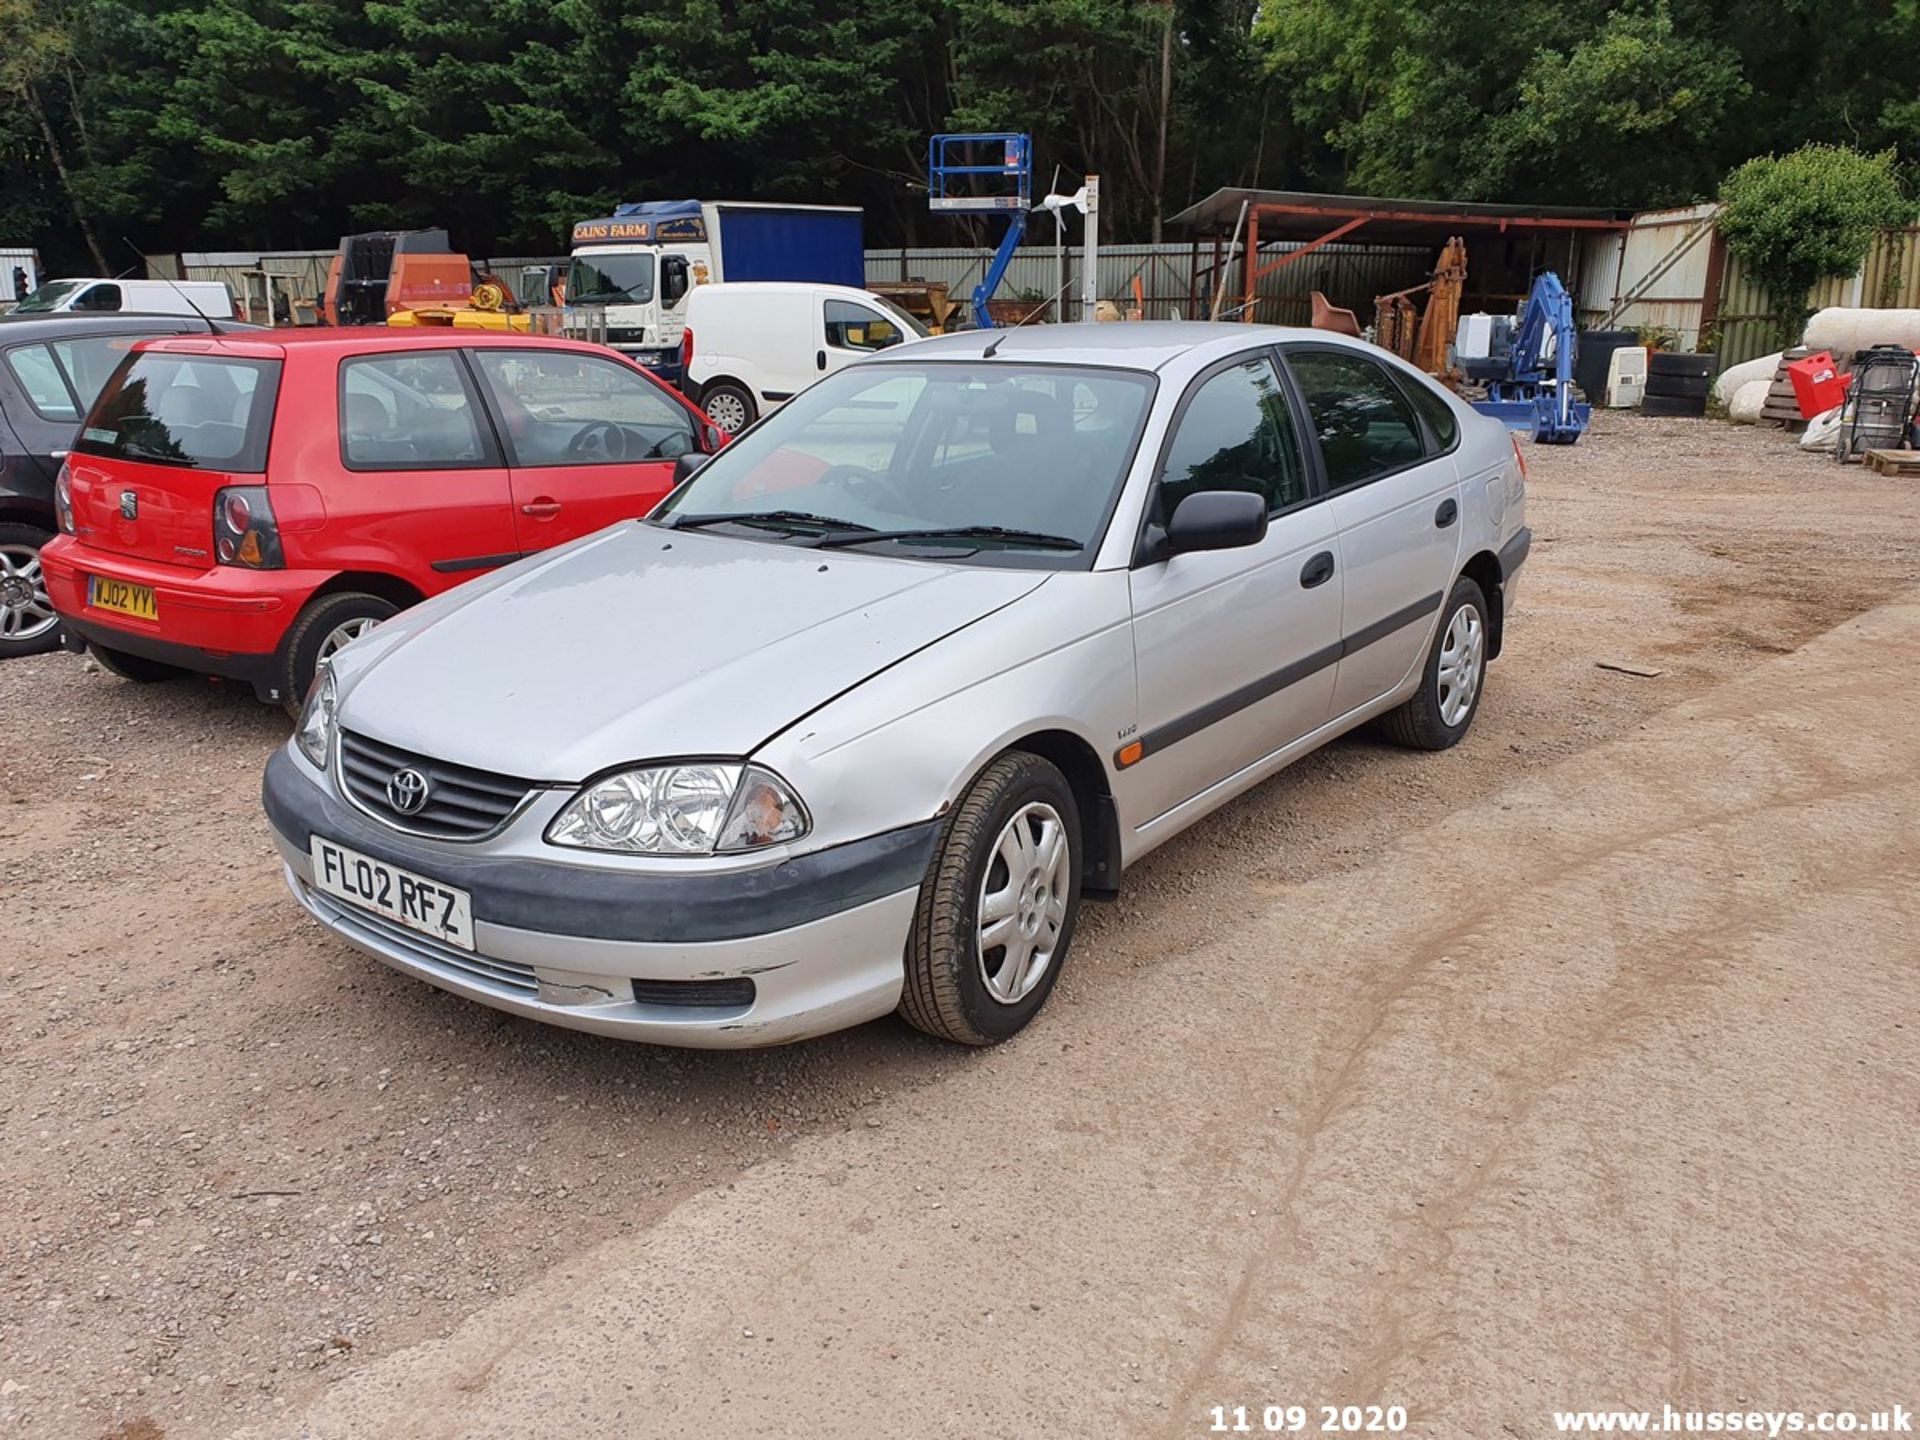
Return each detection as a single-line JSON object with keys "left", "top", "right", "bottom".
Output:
{"left": 1862, "top": 448, "right": 1920, "bottom": 475}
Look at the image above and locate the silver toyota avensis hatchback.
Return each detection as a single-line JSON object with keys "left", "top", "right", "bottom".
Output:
{"left": 263, "top": 323, "right": 1528, "bottom": 1048}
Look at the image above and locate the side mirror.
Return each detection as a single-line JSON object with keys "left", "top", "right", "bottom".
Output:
{"left": 672, "top": 451, "right": 709, "bottom": 486}
{"left": 702, "top": 422, "right": 725, "bottom": 451}
{"left": 1165, "top": 490, "right": 1268, "bottom": 556}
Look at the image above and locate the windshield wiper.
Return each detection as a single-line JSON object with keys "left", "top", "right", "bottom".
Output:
{"left": 816, "top": 524, "right": 1082, "bottom": 552}
{"left": 669, "top": 510, "right": 877, "bottom": 536}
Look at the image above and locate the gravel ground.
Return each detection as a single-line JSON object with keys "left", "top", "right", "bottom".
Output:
{"left": 2, "top": 411, "right": 1918, "bottom": 1438}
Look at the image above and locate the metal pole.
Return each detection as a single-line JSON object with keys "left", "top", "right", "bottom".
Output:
{"left": 1080, "top": 175, "right": 1100, "bottom": 321}
{"left": 1210, "top": 199, "right": 1249, "bottom": 321}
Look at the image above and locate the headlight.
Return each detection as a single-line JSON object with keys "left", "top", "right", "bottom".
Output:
{"left": 294, "top": 668, "right": 336, "bottom": 769}
{"left": 546, "top": 763, "right": 809, "bottom": 856}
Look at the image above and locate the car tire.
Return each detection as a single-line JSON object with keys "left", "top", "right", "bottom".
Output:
{"left": 279, "top": 592, "right": 398, "bottom": 716}
{"left": 1379, "top": 576, "right": 1490, "bottom": 751}
{"left": 0, "top": 521, "right": 62, "bottom": 659}
{"left": 900, "top": 751, "right": 1082, "bottom": 1046}
{"left": 89, "top": 642, "right": 188, "bottom": 683}
{"left": 700, "top": 381, "right": 757, "bottom": 437}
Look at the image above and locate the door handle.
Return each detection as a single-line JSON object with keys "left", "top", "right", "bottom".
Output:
{"left": 1299, "top": 551, "right": 1336, "bottom": 589}
{"left": 1435, "top": 498, "right": 1459, "bottom": 528}
{"left": 520, "top": 500, "right": 562, "bottom": 518}
{"left": 816, "top": 350, "right": 827, "bottom": 371}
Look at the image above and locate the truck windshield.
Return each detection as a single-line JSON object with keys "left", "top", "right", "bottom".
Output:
{"left": 567, "top": 254, "right": 655, "bottom": 306}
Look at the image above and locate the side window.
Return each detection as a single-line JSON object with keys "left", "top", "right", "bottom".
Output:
{"left": 824, "top": 300, "right": 902, "bottom": 352}
{"left": 1286, "top": 350, "right": 1427, "bottom": 490}
{"left": 74, "top": 283, "right": 122, "bottom": 313}
{"left": 52, "top": 335, "right": 143, "bottom": 411}
{"left": 4, "top": 345, "right": 80, "bottom": 420}
{"left": 471, "top": 349, "right": 696, "bottom": 465}
{"left": 341, "top": 353, "right": 488, "bottom": 469}
{"left": 1400, "top": 373, "right": 1459, "bottom": 450}
{"left": 1158, "top": 355, "right": 1308, "bottom": 519}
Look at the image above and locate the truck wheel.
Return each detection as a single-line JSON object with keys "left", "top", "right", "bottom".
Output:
{"left": 0, "top": 522, "right": 61, "bottom": 659}
{"left": 701, "top": 382, "right": 757, "bottom": 436}
{"left": 279, "top": 592, "right": 398, "bottom": 715}
{"left": 900, "top": 752, "right": 1082, "bottom": 1046}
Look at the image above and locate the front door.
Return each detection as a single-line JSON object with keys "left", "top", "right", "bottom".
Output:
{"left": 1125, "top": 351, "right": 1343, "bottom": 829}
{"left": 467, "top": 348, "right": 699, "bottom": 551}
{"left": 819, "top": 297, "right": 907, "bottom": 383}
{"left": 1282, "top": 347, "right": 1464, "bottom": 717}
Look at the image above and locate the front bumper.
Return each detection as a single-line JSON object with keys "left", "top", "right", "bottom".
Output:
{"left": 263, "top": 748, "right": 935, "bottom": 1047}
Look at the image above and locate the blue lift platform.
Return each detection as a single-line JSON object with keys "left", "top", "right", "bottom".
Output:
{"left": 928, "top": 133, "right": 1032, "bottom": 330}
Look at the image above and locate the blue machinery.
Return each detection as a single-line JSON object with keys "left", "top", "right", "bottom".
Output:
{"left": 928, "top": 133, "right": 1032, "bottom": 330}
{"left": 1469, "top": 270, "right": 1590, "bottom": 445}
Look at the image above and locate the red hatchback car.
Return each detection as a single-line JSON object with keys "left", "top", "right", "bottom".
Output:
{"left": 43, "top": 329, "right": 721, "bottom": 708}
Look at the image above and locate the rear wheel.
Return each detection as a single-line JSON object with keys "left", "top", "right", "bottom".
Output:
{"left": 279, "top": 592, "right": 398, "bottom": 715}
{"left": 1379, "top": 576, "right": 1489, "bottom": 751}
{"left": 700, "top": 381, "right": 757, "bottom": 436}
{"left": 89, "top": 643, "right": 187, "bottom": 683}
{"left": 0, "top": 522, "right": 61, "bottom": 659}
{"left": 900, "top": 752, "right": 1081, "bottom": 1046}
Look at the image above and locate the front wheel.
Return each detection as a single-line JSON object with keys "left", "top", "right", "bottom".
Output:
{"left": 900, "top": 752, "right": 1082, "bottom": 1046}
{"left": 278, "top": 592, "right": 398, "bottom": 715}
{"left": 1379, "top": 576, "right": 1489, "bottom": 751}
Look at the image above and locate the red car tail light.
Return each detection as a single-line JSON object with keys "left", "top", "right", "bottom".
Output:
{"left": 214, "top": 485, "right": 284, "bottom": 569}
{"left": 680, "top": 325, "right": 694, "bottom": 377}
{"left": 55, "top": 460, "right": 75, "bottom": 534}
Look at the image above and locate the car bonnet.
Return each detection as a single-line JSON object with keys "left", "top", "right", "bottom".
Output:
{"left": 332, "top": 524, "right": 1050, "bottom": 782}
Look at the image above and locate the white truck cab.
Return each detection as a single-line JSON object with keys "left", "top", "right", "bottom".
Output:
{"left": 566, "top": 201, "right": 865, "bottom": 391}
{"left": 682, "top": 282, "right": 928, "bottom": 434}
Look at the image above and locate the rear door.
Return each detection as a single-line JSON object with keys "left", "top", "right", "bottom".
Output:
{"left": 1125, "top": 350, "right": 1341, "bottom": 826}
{"left": 1280, "top": 346, "right": 1464, "bottom": 716}
{"left": 466, "top": 347, "right": 700, "bottom": 549}
{"left": 334, "top": 350, "right": 518, "bottom": 581}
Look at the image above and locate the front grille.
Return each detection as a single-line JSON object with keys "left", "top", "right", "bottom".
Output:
{"left": 303, "top": 885, "right": 540, "bottom": 996}
{"left": 338, "top": 730, "right": 535, "bottom": 840}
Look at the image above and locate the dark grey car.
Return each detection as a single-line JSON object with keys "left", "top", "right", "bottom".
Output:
{"left": 0, "top": 312, "right": 251, "bottom": 656}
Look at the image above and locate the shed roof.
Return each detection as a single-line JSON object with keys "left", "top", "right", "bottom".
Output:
{"left": 1170, "top": 188, "right": 1631, "bottom": 242}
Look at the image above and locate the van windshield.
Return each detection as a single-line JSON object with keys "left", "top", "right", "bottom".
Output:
{"left": 74, "top": 352, "right": 280, "bottom": 472}
{"left": 567, "top": 253, "right": 655, "bottom": 306}
{"left": 13, "top": 281, "right": 81, "bottom": 314}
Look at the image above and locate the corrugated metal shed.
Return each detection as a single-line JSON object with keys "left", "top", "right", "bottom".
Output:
{"left": 1576, "top": 202, "right": 1719, "bottom": 349}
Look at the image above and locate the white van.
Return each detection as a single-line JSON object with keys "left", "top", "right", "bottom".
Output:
{"left": 682, "top": 282, "right": 927, "bottom": 434}
{"left": 10, "top": 277, "right": 236, "bottom": 320}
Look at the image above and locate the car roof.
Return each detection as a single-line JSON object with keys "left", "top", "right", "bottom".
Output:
{"left": 131, "top": 327, "right": 615, "bottom": 359}
{"left": 0, "top": 313, "right": 263, "bottom": 343}
{"left": 866, "top": 320, "right": 1358, "bottom": 373}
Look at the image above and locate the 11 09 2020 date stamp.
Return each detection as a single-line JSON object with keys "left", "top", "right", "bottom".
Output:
{"left": 1206, "top": 1404, "right": 1411, "bottom": 1434}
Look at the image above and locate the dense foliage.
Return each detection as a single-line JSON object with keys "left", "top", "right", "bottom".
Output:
{"left": 1718, "top": 145, "right": 1913, "bottom": 318}
{"left": 4, "top": 0, "right": 1919, "bottom": 271}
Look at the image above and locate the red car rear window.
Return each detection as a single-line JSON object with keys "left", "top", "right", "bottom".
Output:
{"left": 76, "top": 352, "right": 281, "bottom": 472}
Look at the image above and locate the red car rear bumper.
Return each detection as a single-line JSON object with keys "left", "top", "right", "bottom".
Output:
{"left": 42, "top": 535, "right": 323, "bottom": 702}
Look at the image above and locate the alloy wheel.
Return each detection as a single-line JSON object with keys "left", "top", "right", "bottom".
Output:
{"left": 0, "top": 543, "right": 57, "bottom": 642}
{"left": 317, "top": 616, "right": 380, "bottom": 669}
{"left": 1436, "top": 603, "right": 1484, "bottom": 727}
{"left": 976, "top": 801, "right": 1071, "bottom": 1005}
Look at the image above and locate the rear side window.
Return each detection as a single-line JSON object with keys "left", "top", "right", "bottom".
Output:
{"left": 1400, "top": 372, "right": 1460, "bottom": 449}
{"left": 4, "top": 345, "right": 78, "bottom": 420}
{"left": 1285, "top": 350, "right": 1427, "bottom": 490}
{"left": 75, "top": 353, "right": 280, "bottom": 472}
{"left": 53, "top": 335, "right": 146, "bottom": 410}
{"left": 341, "top": 353, "right": 489, "bottom": 469}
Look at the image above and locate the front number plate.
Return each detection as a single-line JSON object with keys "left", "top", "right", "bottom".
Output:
{"left": 87, "top": 575, "right": 158, "bottom": 621}
{"left": 310, "top": 836, "right": 475, "bottom": 952}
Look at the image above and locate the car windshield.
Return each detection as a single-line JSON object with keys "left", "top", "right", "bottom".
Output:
{"left": 566, "top": 253, "right": 655, "bottom": 305}
{"left": 654, "top": 361, "right": 1154, "bottom": 568}
{"left": 13, "top": 281, "right": 80, "bottom": 314}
